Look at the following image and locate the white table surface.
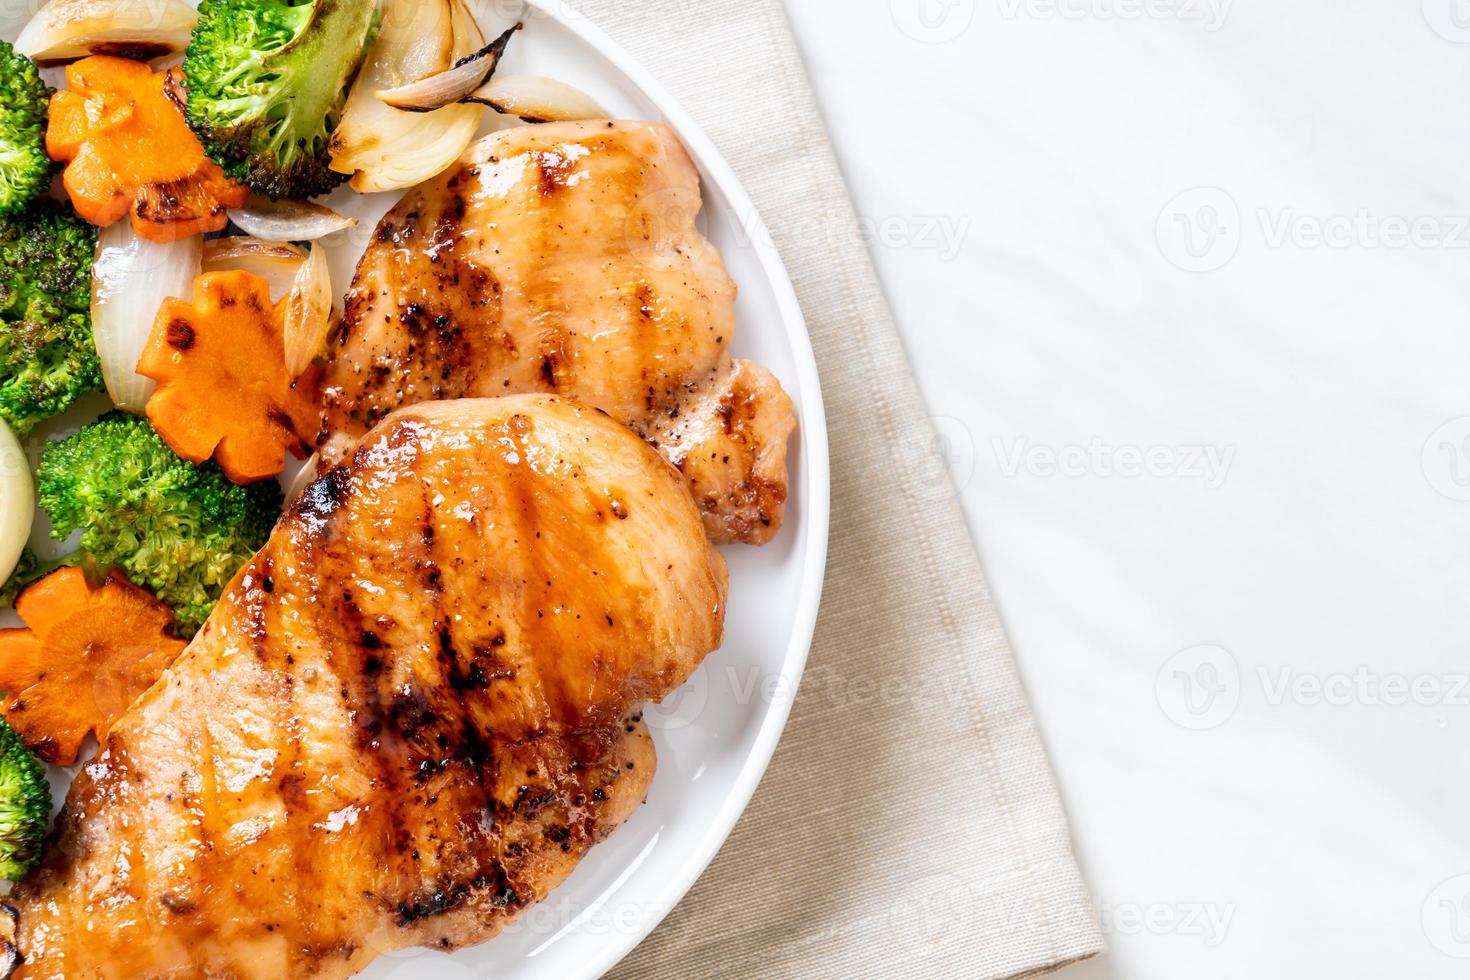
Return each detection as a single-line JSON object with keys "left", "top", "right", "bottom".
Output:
{"left": 785, "top": 1, "right": 1470, "bottom": 976}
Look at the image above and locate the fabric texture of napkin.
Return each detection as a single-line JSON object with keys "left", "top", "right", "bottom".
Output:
{"left": 565, "top": 1, "right": 1104, "bottom": 976}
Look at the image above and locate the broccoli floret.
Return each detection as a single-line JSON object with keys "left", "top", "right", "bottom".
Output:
{"left": 0, "top": 41, "right": 52, "bottom": 217}
{"left": 0, "top": 717, "right": 49, "bottom": 880}
{"left": 32, "top": 413, "right": 283, "bottom": 633}
{"left": 0, "top": 200, "right": 102, "bottom": 436}
{"left": 183, "top": 0, "right": 378, "bottom": 199}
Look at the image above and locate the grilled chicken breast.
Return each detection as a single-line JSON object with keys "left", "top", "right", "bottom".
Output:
{"left": 5, "top": 395, "right": 728, "bottom": 979}
{"left": 317, "top": 120, "right": 796, "bottom": 545}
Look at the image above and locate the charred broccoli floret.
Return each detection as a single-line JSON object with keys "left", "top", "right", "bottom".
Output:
{"left": 29, "top": 413, "right": 283, "bottom": 633}
{"left": 0, "top": 201, "right": 102, "bottom": 436}
{"left": 183, "top": 0, "right": 378, "bottom": 199}
{"left": 0, "top": 716, "right": 50, "bottom": 880}
{"left": 0, "top": 41, "right": 52, "bottom": 216}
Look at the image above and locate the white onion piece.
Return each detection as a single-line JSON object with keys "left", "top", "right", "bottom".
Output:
{"left": 202, "top": 237, "right": 306, "bottom": 302}
{"left": 15, "top": 0, "right": 198, "bottom": 65}
{"left": 226, "top": 196, "right": 357, "bottom": 243}
{"left": 329, "top": 0, "right": 486, "bottom": 193}
{"left": 91, "top": 221, "right": 202, "bottom": 413}
{"left": 375, "top": 23, "right": 520, "bottom": 112}
{"left": 282, "top": 243, "right": 334, "bottom": 377}
{"left": 0, "top": 420, "right": 33, "bottom": 587}
{"left": 378, "top": 0, "right": 455, "bottom": 82}
{"left": 462, "top": 74, "right": 608, "bottom": 122}
{"left": 283, "top": 452, "right": 321, "bottom": 503}
{"left": 449, "top": 0, "right": 484, "bottom": 62}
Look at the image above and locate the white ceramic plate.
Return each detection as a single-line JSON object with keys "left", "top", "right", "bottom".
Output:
{"left": 0, "top": 1, "right": 829, "bottom": 977}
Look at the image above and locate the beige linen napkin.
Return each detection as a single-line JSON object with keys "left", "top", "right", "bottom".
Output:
{"left": 566, "top": 1, "right": 1103, "bottom": 976}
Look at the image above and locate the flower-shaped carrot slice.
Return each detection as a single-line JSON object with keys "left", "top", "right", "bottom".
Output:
{"left": 138, "top": 270, "right": 318, "bottom": 484}
{"left": 45, "top": 57, "right": 247, "bottom": 243}
{"left": 0, "top": 568, "right": 186, "bottom": 765}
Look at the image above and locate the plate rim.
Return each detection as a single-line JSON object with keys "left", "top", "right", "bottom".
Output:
{"left": 526, "top": 2, "right": 832, "bottom": 977}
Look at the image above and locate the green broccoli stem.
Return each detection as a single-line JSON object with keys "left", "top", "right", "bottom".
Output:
{"left": 269, "top": 0, "right": 379, "bottom": 153}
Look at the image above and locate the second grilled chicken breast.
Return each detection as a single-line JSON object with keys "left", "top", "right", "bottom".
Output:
{"left": 317, "top": 120, "right": 796, "bottom": 545}
{"left": 5, "top": 395, "right": 727, "bottom": 979}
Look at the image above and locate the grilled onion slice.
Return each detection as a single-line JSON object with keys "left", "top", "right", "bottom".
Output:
{"left": 328, "top": 0, "right": 488, "bottom": 193}
{"left": 375, "top": 22, "right": 520, "bottom": 112}
{"left": 462, "top": 74, "right": 607, "bottom": 122}
{"left": 282, "top": 243, "right": 335, "bottom": 377}
{"left": 202, "top": 237, "right": 306, "bottom": 302}
{"left": 227, "top": 196, "right": 357, "bottom": 243}
{"left": 15, "top": 0, "right": 198, "bottom": 65}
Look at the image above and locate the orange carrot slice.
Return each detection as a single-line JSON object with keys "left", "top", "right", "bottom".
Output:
{"left": 45, "top": 57, "right": 247, "bottom": 243}
{"left": 0, "top": 568, "right": 186, "bottom": 765}
{"left": 138, "top": 270, "right": 318, "bottom": 484}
